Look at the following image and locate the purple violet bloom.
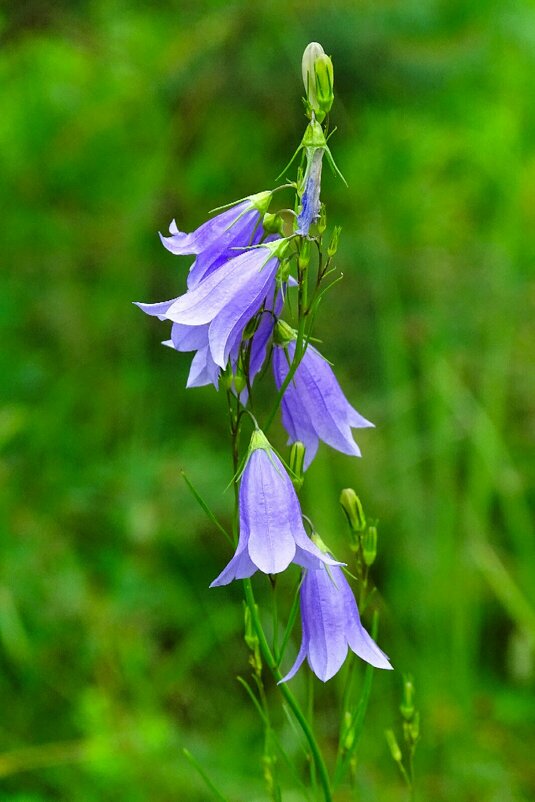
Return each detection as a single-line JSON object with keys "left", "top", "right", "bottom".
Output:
{"left": 163, "top": 239, "right": 288, "bottom": 369}
{"left": 273, "top": 340, "right": 374, "bottom": 469}
{"left": 134, "top": 243, "right": 289, "bottom": 390}
{"left": 280, "top": 564, "right": 392, "bottom": 682}
{"left": 160, "top": 191, "right": 272, "bottom": 289}
{"left": 210, "top": 430, "right": 343, "bottom": 587}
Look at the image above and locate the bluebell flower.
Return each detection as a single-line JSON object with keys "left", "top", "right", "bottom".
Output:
{"left": 280, "top": 564, "right": 392, "bottom": 683}
{"left": 136, "top": 239, "right": 289, "bottom": 383}
{"left": 210, "top": 430, "right": 342, "bottom": 587}
{"left": 272, "top": 340, "right": 374, "bottom": 468}
{"left": 160, "top": 192, "right": 272, "bottom": 289}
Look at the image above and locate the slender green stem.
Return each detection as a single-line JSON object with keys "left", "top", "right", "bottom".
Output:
{"left": 243, "top": 579, "right": 333, "bottom": 802}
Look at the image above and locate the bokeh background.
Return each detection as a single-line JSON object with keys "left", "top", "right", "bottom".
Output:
{"left": 1, "top": 1, "right": 534, "bottom": 800}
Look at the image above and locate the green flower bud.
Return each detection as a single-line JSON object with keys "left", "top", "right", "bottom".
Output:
{"left": 249, "top": 190, "right": 272, "bottom": 215}
{"left": 302, "top": 42, "right": 334, "bottom": 121}
{"left": 314, "top": 53, "right": 334, "bottom": 117}
{"left": 298, "top": 238, "right": 311, "bottom": 271}
{"left": 342, "top": 711, "right": 355, "bottom": 750}
{"left": 362, "top": 525, "right": 378, "bottom": 567}
{"left": 302, "top": 42, "right": 325, "bottom": 116}
{"left": 339, "top": 488, "right": 366, "bottom": 532}
{"left": 220, "top": 362, "right": 234, "bottom": 391}
{"left": 263, "top": 212, "right": 285, "bottom": 236}
{"left": 385, "top": 729, "right": 403, "bottom": 763}
{"left": 234, "top": 356, "right": 247, "bottom": 394}
{"left": 311, "top": 531, "right": 330, "bottom": 554}
{"left": 328, "top": 225, "right": 342, "bottom": 257}
{"left": 274, "top": 319, "right": 297, "bottom": 346}
{"left": 243, "top": 603, "right": 259, "bottom": 651}
{"left": 289, "top": 441, "right": 306, "bottom": 490}
{"left": 318, "top": 203, "right": 327, "bottom": 234}
{"left": 400, "top": 674, "right": 415, "bottom": 721}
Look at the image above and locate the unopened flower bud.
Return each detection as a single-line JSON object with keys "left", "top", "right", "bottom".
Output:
{"left": 311, "top": 531, "right": 330, "bottom": 554}
{"left": 274, "top": 319, "right": 297, "bottom": 346}
{"left": 328, "top": 225, "right": 342, "bottom": 257}
{"left": 263, "top": 212, "right": 285, "bottom": 236}
{"left": 400, "top": 674, "right": 415, "bottom": 721}
{"left": 385, "top": 729, "right": 403, "bottom": 763}
{"left": 234, "top": 357, "right": 247, "bottom": 395}
{"left": 298, "top": 238, "right": 311, "bottom": 271}
{"left": 342, "top": 711, "right": 354, "bottom": 750}
{"left": 315, "top": 53, "right": 334, "bottom": 117}
{"left": 220, "top": 362, "right": 234, "bottom": 391}
{"left": 318, "top": 203, "right": 327, "bottom": 234}
{"left": 339, "top": 488, "right": 366, "bottom": 532}
{"left": 249, "top": 190, "right": 272, "bottom": 215}
{"left": 243, "top": 603, "right": 258, "bottom": 651}
{"left": 289, "top": 441, "right": 306, "bottom": 490}
{"left": 362, "top": 525, "right": 377, "bottom": 567}
{"left": 302, "top": 42, "right": 334, "bottom": 121}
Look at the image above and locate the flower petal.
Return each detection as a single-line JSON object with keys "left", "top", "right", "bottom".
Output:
{"left": 165, "top": 248, "right": 271, "bottom": 326}
{"left": 301, "top": 567, "right": 349, "bottom": 681}
{"left": 241, "top": 449, "right": 297, "bottom": 575}
{"left": 160, "top": 201, "right": 252, "bottom": 255}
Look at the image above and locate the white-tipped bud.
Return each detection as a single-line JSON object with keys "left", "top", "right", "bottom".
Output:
{"left": 302, "top": 42, "right": 334, "bottom": 121}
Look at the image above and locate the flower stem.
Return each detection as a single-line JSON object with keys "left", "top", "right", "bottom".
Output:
{"left": 242, "top": 578, "right": 333, "bottom": 802}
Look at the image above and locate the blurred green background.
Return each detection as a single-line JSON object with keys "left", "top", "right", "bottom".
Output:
{"left": 1, "top": 1, "right": 534, "bottom": 799}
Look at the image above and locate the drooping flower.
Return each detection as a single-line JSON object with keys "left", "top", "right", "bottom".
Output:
{"left": 272, "top": 339, "right": 374, "bottom": 469}
{"left": 135, "top": 238, "right": 289, "bottom": 381}
{"left": 160, "top": 191, "right": 272, "bottom": 289}
{"left": 210, "top": 430, "right": 342, "bottom": 587}
{"left": 280, "top": 564, "right": 392, "bottom": 683}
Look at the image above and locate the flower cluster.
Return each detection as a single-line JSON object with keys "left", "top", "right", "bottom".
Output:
{"left": 135, "top": 42, "right": 391, "bottom": 682}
